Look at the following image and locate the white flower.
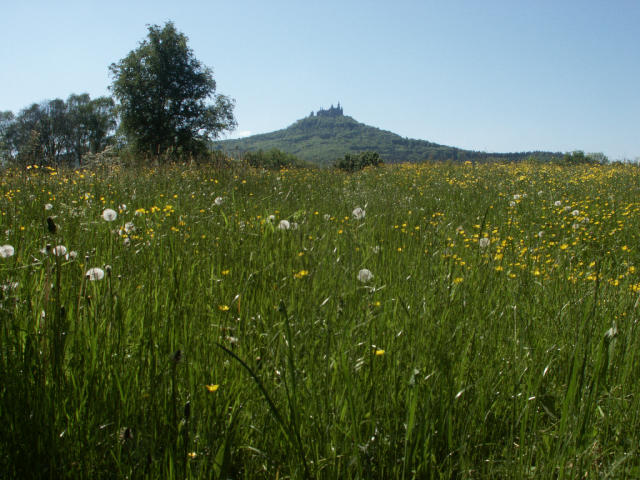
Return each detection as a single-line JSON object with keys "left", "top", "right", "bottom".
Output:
{"left": 509, "top": 201, "right": 516, "bottom": 207}
{"left": 214, "top": 196, "right": 224, "bottom": 206}
{"left": 123, "top": 238, "right": 131, "bottom": 247}
{"left": 102, "top": 208, "right": 118, "bottom": 222}
{"left": 538, "top": 231, "right": 544, "bottom": 238}
{"left": 372, "top": 245, "right": 381, "bottom": 254}
{"left": 277, "top": 220, "right": 290, "bottom": 230}
{"left": 68, "top": 251, "right": 78, "bottom": 260}
{"left": 572, "top": 222, "right": 580, "bottom": 230}
{"left": 44, "top": 203, "right": 53, "bottom": 211}
{"left": 563, "top": 206, "right": 571, "bottom": 212}
{"left": 513, "top": 194, "right": 521, "bottom": 201}
{"left": 290, "top": 222, "right": 299, "bottom": 230}
{"left": 479, "top": 237, "right": 490, "bottom": 248}
{"left": 357, "top": 268, "right": 373, "bottom": 283}
{"left": 119, "top": 204, "right": 127, "bottom": 212}
{"left": 554, "top": 201, "right": 562, "bottom": 207}
{"left": 352, "top": 207, "right": 366, "bottom": 220}
{"left": 571, "top": 209, "right": 580, "bottom": 216}
{"left": 267, "top": 215, "right": 276, "bottom": 223}
{"left": 323, "top": 214, "right": 331, "bottom": 221}
{"left": 0, "top": 245, "right": 15, "bottom": 258}
{"left": 124, "top": 221, "right": 135, "bottom": 234}
{"left": 85, "top": 267, "right": 105, "bottom": 281}
{"left": 52, "top": 245, "right": 67, "bottom": 257}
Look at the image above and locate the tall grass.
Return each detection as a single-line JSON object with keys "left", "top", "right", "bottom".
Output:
{"left": 1, "top": 161, "right": 640, "bottom": 478}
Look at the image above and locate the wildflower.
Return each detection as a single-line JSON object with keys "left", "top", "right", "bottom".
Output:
{"left": 293, "top": 269, "right": 309, "bottom": 279}
{"left": 479, "top": 237, "right": 490, "bottom": 248}
{"left": 352, "top": 207, "right": 366, "bottom": 220}
{"left": 218, "top": 305, "right": 230, "bottom": 311}
{"left": 277, "top": 219, "right": 290, "bottom": 230}
{"left": 119, "top": 204, "right": 127, "bottom": 212}
{"left": 571, "top": 209, "right": 580, "bottom": 216}
{"left": 0, "top": 245, "right": 15, "bottom": 258}
{"left": 374, "top": 349, "right": 385, "bottom": 356}
{"left": 509, "top": 201, "right": 516, "bottom": 207}
{"left": 85, "top": 267, "right": 105, "bottom": 281}
{"left": 453, "top": 277, "right": 464, "bottom": 284}
{"left": 44, "top": 203, "right": 53, "bottom": 211}
{"left": 554, "top": 200, "right": 562, "bottom": 207}
{"left": 214, "top": 196, "right": 224, "bottom": 206}
{"left": 124, "top": 221, "right": 135, "bottom": 234}
{"left": 102, "top": 208, "right": 117, "bottom": 221}
{"left": 205, "top": 384, "right": 219, "bottom": 393}
{"left": 323, "top": 214, "right": 331, "bottom": 221}
{"left": 52, "top": 245, "right": 67, "bottom": 257}
{"left": 513, "top": 194, "right": 521, "bottom": 201}
{"left": 357, "top": 268, "right": 373, "bottom": 283}
{"left": 267, "top": 214, "right": 276, "bottom": 223}
{"left": 68, "top": 251, "right": 78, "bottom": 260}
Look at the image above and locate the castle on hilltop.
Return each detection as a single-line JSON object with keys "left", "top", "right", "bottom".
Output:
{"left": 309, "top": 102, "right": 343, "bottom": 118}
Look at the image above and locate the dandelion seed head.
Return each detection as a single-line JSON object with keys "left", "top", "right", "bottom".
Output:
{"left": 214, "top": 196, "right": 224, "bottom": 206}
{"left": 352, "top": 207, "right": 366, "bottom": 220}
{"left": 357, "top": 268, "right": 373, "bottom": 283}
{"left": 44, "top": 203, "right": 53, "bottom": 211}
{"left": 85, "top": 267, "right": 105, "bottom": 281}
{"left": 554, "top": 200, "right": 562, "bottom": 207}
{"left": 277, "top": 219, "right": 290, "bottom": 230}
{"left": 102, "top": 208, "right": 117, "bottom": 222}
{"left": 479, "top": 237, "right": 490, "bottom": 248}
{"left": 0, "top": 245, "right": 15, "bottom": 258}
{"left": 52, "top": 245, "right": 67, "bottom": 257}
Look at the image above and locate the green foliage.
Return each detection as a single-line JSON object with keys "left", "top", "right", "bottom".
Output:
{"left": 334, "top": 150, "right": 383, "bottom": 172}
{"left": 216, "top": 111, "right": 561, "bottom": 166}
{"left": 242, "top": 148, "right": 305, "bottom": 169}
{"left": 109, "top": 22, "right": 236, "bottom": 159}
{"left": 1, "top": 95, "right": 115, "bottom": 167}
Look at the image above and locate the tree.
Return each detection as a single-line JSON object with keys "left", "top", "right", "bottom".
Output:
{"left": 109, "top": 22, "right": 236, "bottom": 158}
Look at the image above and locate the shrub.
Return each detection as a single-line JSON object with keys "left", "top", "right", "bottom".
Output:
{"left": 334, "top": 151, "right": 383, "bottom": 172}
{"left": 242, "top": 149, "right": 303, "bottom": 169}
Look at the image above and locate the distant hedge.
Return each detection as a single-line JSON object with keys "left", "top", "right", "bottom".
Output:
{"left": 242, "top": 149, "right": 304, "bottom": 169}
{"left": 334, "top": 151, "right": 383, "bottom": 172}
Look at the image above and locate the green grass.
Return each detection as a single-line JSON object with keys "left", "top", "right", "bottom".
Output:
{"left": 2, "top": 161, "right": 640, "bottom": 478}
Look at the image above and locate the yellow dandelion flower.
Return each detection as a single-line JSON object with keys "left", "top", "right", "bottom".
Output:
{"left": 374, "top": 349, "right": 385, "bottom": 356}
{"left": 218, "top": 305, "right": 230, "bottom": 311}
{"left": 205, "top": 384, "right": 219, "bottom": 393}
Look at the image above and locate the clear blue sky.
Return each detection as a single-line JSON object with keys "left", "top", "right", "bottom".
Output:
{"left": 2, "top": 0, "right": 639, "bottom": 160}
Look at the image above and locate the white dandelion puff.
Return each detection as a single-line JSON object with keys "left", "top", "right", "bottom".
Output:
{"left": 479, "top": 237, "right": 490, "bottom": 248}
{"left": 554, "top": 200, "right": 562, "bottom": 207}
{"left": 571, "top": 209, "right": 580, "bottom": 216}
{"left": 52, "top": 245, "right": 67, "bottom": 257}
{"left": 44, "top": 203, "right": 53, "bottom": 211}
{"left": 102, "top": 208, "right": 118, "bottom": 222}
{"left": 513, "top": 194, "right": 521, "bottom": 201}
{"left": 124, "top": 221, "right": 136, "bottom": 234}
{"left": 85, "top": 267, "right": 105, "bottom": 281}
{"left": 214, "top": 196, "right": 224, "bottom": 206}
{"left": 323, "top": 214, "right": 331, "bottom": 221}
{"left": 277, "top": 220, "right": 290, "bottom": 230}
{"left": 357, "top": 268, "right": 374, "bottom": 283}
{"left": 0, "top": 245, "right": 15, "bottom": 258}
{"left": 509, "top": 201, "right": 516, "bottom": 207}
{"left": 352, "top": 207, "right": 366, "bottom": 220}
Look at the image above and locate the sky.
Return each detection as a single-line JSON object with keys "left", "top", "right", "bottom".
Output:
{"left": 1, "top": 0, "right": 639, "bottom": 160}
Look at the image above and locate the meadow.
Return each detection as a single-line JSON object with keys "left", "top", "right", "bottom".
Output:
{"left": 2, "top": 160, "right": 640, "bottom": 478}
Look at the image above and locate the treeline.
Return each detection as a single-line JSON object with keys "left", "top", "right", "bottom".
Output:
{"left": 0, "top": 94, "right": 116, "bottom": 167}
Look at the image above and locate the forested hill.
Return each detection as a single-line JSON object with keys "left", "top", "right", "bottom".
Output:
{"left": 214, "top": 107, "right": 560, "bottom": 166}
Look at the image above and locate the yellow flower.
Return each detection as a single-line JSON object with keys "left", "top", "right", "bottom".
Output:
{"left": 374, "top": 349, "right": 385, "bottom": 356}
{"left": 221, "top": 269, "right": 230, "bottom": 275}
{"left": 218, "top": 305, "right": 230, "bottom": 312}
{"left": 205, "top": 384, "right": 219, "bottom": 393}
{"left": 293, "top": 269, "right": 309, "bottom": 279}
{"left": 453, "top": 277, "right": 464, "bottom": 284}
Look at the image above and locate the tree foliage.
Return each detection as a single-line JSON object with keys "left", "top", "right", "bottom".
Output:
{"left": 242, "top": 148, "right": 305, "bottom": 170}
{"left": 109, "top": 22, "right": 236, "bottom": 158}
{"left": 1, "top": 95, "right": 116, "bottom": 166}
{"left": 334, "top": 151, "right": 383, "bottom": 172}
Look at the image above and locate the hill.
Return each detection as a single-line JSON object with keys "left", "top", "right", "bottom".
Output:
{"left": 214, "top": 105, "right": 560, "bottom": 166}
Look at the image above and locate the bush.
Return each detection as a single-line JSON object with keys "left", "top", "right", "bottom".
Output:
{"left": 242, "top": 149, "right": 303, "bottom": 169}
{"left": 334, "top": 151, "right": 383, "bottom": 172}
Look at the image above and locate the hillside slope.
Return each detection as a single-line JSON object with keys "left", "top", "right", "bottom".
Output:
{"left": 215, "top": 108, "right": 559, "bottom": 166}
